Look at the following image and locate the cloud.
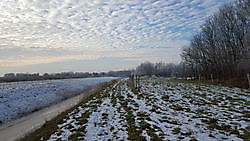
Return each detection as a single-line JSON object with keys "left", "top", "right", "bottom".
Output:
{"left": 0, "top": 0, "right": 233, "bottom": 69}
{"left": 0, "top": 41, "right": 184, "bottom": 67}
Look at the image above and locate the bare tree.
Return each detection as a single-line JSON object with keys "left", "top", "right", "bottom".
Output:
{"left": 181, "top": 0, "right": 250, "bottom": 84}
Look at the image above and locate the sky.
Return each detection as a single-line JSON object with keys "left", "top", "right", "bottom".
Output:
{"left": 0, "top": 0, "right": 233, "bottom": 75}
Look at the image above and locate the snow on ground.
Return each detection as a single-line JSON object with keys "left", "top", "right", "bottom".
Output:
{"left": 0, "top": 77, "right": 116, "bottom": 123}
{"left": 47, "top": 77, "right": 250, "bottom": 141}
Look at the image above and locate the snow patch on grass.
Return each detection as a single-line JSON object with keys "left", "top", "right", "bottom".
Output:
{"left": 47, "top": 77, "right": 249, "bottom": 140}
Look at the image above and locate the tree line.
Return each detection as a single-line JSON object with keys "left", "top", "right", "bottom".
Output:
{"left": 0, "top": 70, "right": 132, "bottom": 83}
{"left": 135, "top": 62, "right": 184, "bottom": 77}
{"left": 181, "top": 0, "right": 250, "bottom": 81}
{"left": 135, "top": 0, "right": 250, "bottom": 88}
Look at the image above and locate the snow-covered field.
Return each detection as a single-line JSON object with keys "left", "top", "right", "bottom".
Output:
{"left": 0, "top": 77, "right": 116, "bottom": 123}
{"left": 47, "top": 77, "right": 250, "bottom": 141}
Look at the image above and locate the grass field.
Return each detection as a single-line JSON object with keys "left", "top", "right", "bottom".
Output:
{"left": 36, "top": 77, "right": 249, "bottom": 141}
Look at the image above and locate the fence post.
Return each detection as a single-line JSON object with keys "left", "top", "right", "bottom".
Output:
{"left": 138, "top": 75, "right": 140, "bottom": 89}
{"left": 211, "top": 74, "right": 214, "bottom": 83}
{"left": 247, "top": 73, "right": 250, "bottom": 89}
{"left": 135, "top": 75, "right": 138, "bottom": 88}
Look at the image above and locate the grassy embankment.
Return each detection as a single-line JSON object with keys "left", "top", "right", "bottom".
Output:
{"left": 20, "top": 80, "right": 117, "bottom": 141}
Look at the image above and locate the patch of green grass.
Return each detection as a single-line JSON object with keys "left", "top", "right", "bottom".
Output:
{"left": 102, "top": 113, "right": 109, "bottom": 120}
{"left": 189, "top": 137, "right": 198, "bottom": 141}
{"left": 202, "top": 118, "right": 218, "bottom": 124}
{"left": 111, "top": 95, "right": 117, "bottom": 107}
{"left": 68, "top": 132, "right": 84, "bottom": 141}
{"left": 65, "top": 124, "right": 74, "bottom": 130}
{"left": 150, "top": 107, "right": 157, "bottom": 113}
{"left": 139, "top": 121, "right": 151, "bottom": 130}
{"left": 121, "top": 101, "right": 143, "bottom": 140}
{"left": 238, "top": 128, "right": 250, "bottom": 140}
{"left": 165, "top": 87, "right": 175, "bottom": 91}
{"left": 77, "top": 111, "right": 92, "bottom": 125}
{"left": 137, "top": 93, "right": 145, "bottom": 99}
{"left": 171, "top": 104, "right": 184, "bottom": 111}
{"left": 172, "top": 127, "right": 181, "bottom": 134}
{"left": 202, "top": 118, "right": 235, "bottom": 133}
{"left": 137, "top": 112, "right": 148, "bottom": 118}
{"left": 146, "top": 128, "right": 162, "bottom": 141}
{"left": 162, "top": 95, "right": 169, "bottom": 101}
{"left": 178, "top": 136, "right": 185, "bottom": 140}
{"left": 195, "top": 108, "right": 208, "bottom": 114}
{"left": 181, "top": 131, "right": 192, "bottom": 136}
{"left": 160, "top": 118, "right": 180, "bottom": 125}
{"left": 243, "top": 113, "right": 250, "bottom": 118}
{"left": 110, "top": 126, "right": 115, "bottom": 131}
{"left": 208, "top": 134, "right": 215, "bottom": 138}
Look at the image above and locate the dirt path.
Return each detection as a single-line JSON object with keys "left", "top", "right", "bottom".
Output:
{"left": 0, "top": 82, "right": 111, "bottom": 141}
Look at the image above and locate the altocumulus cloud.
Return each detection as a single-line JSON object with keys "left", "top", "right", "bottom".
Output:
{"left": 0, "top": 0, "right": 233, "bottom": 68}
